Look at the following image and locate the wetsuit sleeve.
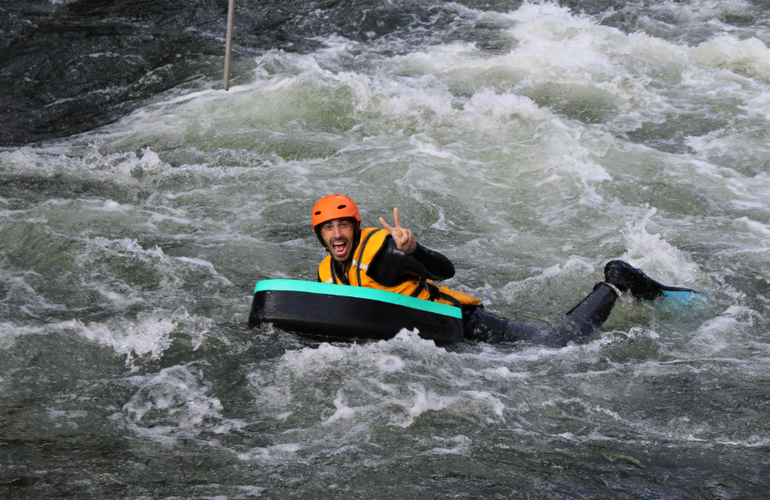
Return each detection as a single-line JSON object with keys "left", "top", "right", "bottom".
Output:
{"left": 367, "top": 236, "right": 455, "bottom": 287}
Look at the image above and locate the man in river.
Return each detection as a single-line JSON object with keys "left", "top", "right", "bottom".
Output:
{"left": 312, "top": 194, "right": 696, "bottom": 346}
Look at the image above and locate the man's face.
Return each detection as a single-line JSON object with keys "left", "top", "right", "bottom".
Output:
{"left": 320, "top": 218, "right": 355, "bottom": 262}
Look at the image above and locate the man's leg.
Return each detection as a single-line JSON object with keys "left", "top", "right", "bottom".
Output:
{"left": 461, "top": 260, "right": 697, "bottom": 346}
{"left": 555, "top": 282, "right": 618, "bottom": 344}
{"left": 552, "top": 260, "right": 700, "bottom": 344}
{"left": 462, "top": 281, "right": 617, "bottom": 347}
{"left": 462, "top": 306, "right": 547, "bottom": 345}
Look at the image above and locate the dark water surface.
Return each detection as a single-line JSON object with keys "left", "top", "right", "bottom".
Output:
{"left": 3, "top": 0, "right": 495, "bottom": 146}
{"left": 6, "top": 0, "right": 763, "bottom": 147}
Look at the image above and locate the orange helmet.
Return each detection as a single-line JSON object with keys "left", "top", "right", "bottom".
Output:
{"left": 311, "top": 194, "right": 361, "bottom": 228}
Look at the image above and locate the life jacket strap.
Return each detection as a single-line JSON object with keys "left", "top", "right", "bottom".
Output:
{"left": 411, "top": 278, "right": 426, "bottom": 298}
{"left": 353, "top": 229, "right": 384, "bottom": 286}
{"left": 425, "top": 281, "right": 463, "bottom": 307}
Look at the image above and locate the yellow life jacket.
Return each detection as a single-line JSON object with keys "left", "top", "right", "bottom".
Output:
{"left": 317, "top": 227, "right": 482, "bottom": 308}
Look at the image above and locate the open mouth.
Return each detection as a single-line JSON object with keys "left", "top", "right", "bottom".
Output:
{"left": 331, "top": 240, "right": 348, "bottom": 258}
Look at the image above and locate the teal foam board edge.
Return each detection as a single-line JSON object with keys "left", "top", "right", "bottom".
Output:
{"left": 254, "top": 279, "right": 462, "bottom": 319}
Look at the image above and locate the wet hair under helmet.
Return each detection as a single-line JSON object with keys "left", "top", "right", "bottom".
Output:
{"left": 312, "top": 194, "right": 362, "bottom": 252}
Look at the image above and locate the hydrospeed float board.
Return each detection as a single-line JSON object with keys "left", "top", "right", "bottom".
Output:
{"left": 248, "top": 279, "right": 464, "bottom": 344}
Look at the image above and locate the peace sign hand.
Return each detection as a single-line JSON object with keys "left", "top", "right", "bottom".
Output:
{"left": 379, "top": 207, "right": 417, "bottom": 255}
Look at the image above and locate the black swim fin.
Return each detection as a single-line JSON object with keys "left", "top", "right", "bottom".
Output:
{"left": 604, "top": 260, "right": 699, "bottom": 301}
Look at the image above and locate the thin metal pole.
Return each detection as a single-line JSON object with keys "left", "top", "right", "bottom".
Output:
{"left": 224, "top": 0, "right": 235, "bottom": 90}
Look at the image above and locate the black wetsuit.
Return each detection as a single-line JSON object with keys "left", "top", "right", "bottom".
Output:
{"left": 322, "top": 235, "right": 618, "bottom": 346}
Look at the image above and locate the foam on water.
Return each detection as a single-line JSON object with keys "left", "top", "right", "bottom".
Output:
{"left": 117, "top": 363, "right": 245, "bottom": 444}
{"left": 197, "top": 321, "right": 766, "bottom": 465}
{"left": 235, "top": 331, "right": 518, "bottom": 459}
{"left": 620, "top": 207, "right": 702, "bottom": 280}
{"left": 0, "top": 305, "right": 214, "bottom": 370}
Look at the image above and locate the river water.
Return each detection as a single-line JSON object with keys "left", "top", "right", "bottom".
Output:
{"left": 1, "top": 0, "right": 769, "bottom": 498}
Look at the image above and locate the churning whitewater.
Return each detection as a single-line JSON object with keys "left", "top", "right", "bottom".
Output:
{"left": 1, "top": 0, "right": 769, "bottom": 498}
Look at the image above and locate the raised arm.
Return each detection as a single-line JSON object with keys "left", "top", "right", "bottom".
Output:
{"left": 368, "top": 208, "right": 455, "bottom": 286}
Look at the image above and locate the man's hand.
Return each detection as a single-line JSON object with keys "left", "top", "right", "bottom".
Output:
{"left": 379, "top": 208, "right": 417, "bottom": 255}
